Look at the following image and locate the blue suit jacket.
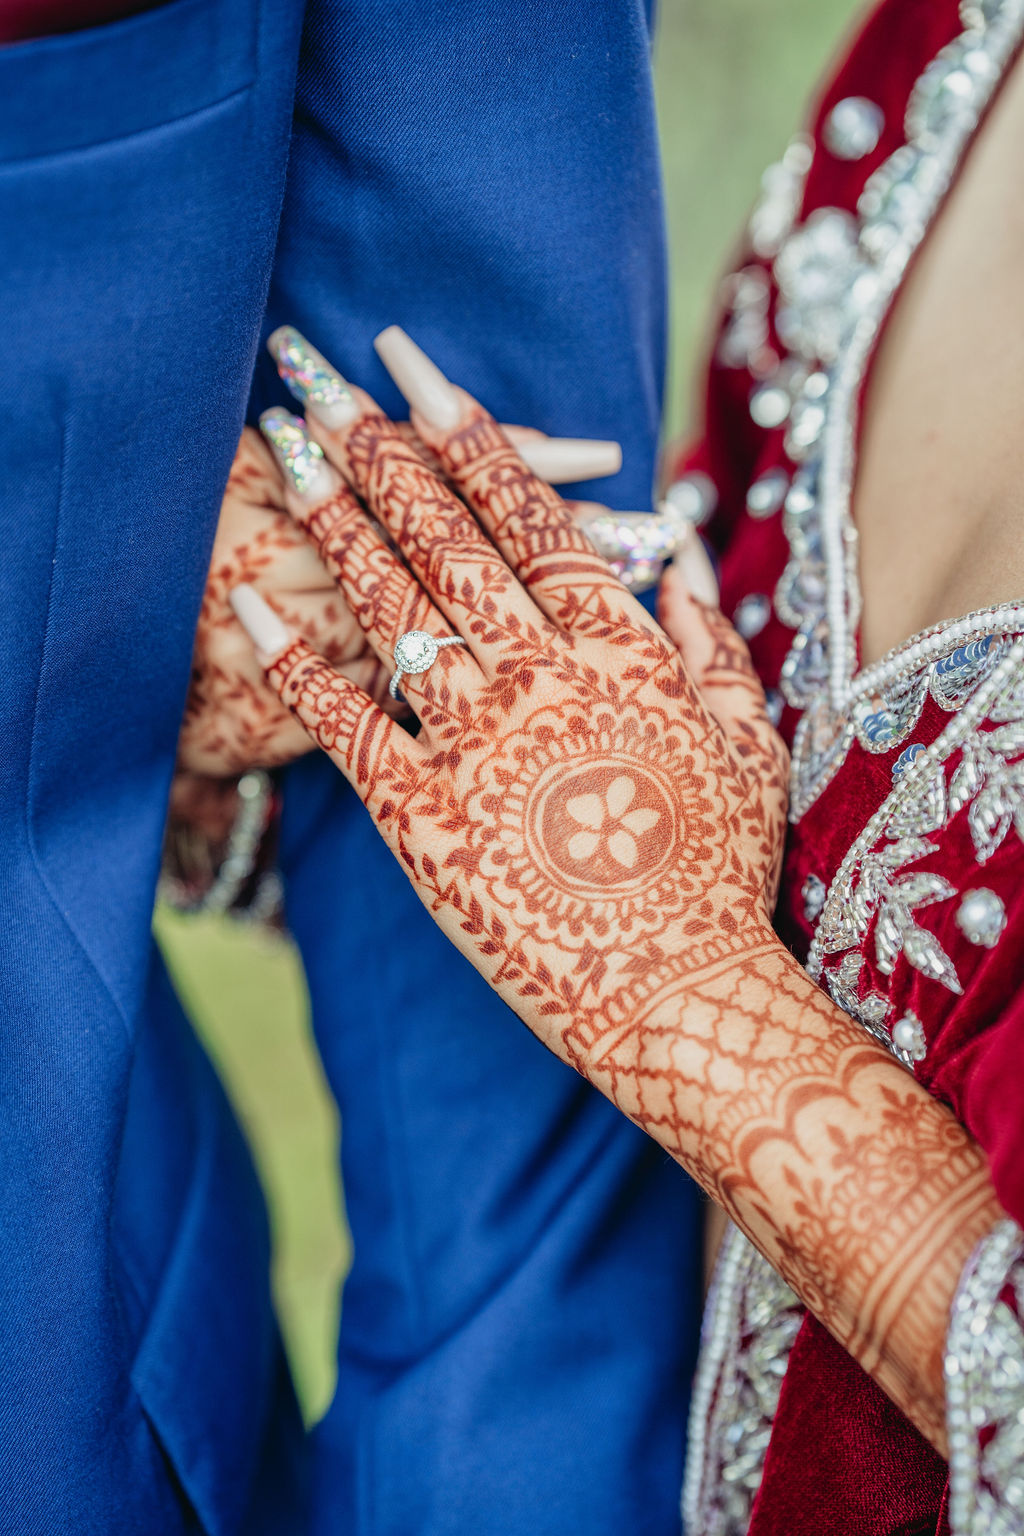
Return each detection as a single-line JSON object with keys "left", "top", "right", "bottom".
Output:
{"left": 1, "top": 1, "right": 701, "bottom": 1531}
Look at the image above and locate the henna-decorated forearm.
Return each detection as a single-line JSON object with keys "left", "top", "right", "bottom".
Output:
{"left": 574, "top": 942, "right": 999, "bottom": 1453}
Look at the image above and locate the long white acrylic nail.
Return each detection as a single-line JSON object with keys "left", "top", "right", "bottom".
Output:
{"left": 674, "top": 531, "right": 720, "bottom": 607}
{"left": 518, "top": 437, "right": 623, "bottom": 483}
{"left": 373, "top": 325, "right": 462, "bottom": 429}
{"left": 267, "top": 326, "right": 360, "bottom": 430}
{"left": 259, "top": 409, "right": 335, "bottom": 501}
{"left": 230, "top": 584, "right": 292, "bottom": 658}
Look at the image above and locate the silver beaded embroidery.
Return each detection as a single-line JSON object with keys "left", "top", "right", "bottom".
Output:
{"left": 946, "top": 1219, "right": 1024, "bottom": 1536}
{"left": 748, "top": 135, "right": 815, "bottom": 260}
{"left": 682, "top": 1225, "right": 804, "bottom": 1536}
{"left": 891, "top": 1010, "right": 927, "bottom": 1062}
{"left": 717, "top": 266, "right": 777, "bottom": 377}
{"left": 808, "top": 640, "right": 1024, "bottom": 1017}
{"left": 765, "top": 0, "right": 1024, "bottom": 821}
{"left": 827, "top": 948, "right": 893, "bottom": 1024}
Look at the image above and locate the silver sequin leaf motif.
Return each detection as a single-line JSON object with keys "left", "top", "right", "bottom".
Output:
{"left": 818, "top": 830, "right": 962, "bottom": 994}
{"left": 948, "top": 678, "right": 1024, "bottom": 862}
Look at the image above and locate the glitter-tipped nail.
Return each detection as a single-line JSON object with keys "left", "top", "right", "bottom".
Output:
{"left": 259, "top": 408, "right": 334, "bottom": 499}
{"left": 267, "top": 326, "right": 359, "bottom": 429}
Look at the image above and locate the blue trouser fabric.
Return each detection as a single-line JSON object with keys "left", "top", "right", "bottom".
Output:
{"left": 265, "top": 4, "right": 703, "bottom": 1532}
{"left": 0, "top": 0, "right": 702, "bottom": 1531}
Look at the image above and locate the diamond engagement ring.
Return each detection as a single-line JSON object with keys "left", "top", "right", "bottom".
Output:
{"left": 389, "top": 629, "right": 468, "bottom": 701}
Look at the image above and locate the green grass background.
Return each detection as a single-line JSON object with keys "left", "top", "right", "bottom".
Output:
{"left": 154, "top": 0, "right": 861, "bottom": 1426}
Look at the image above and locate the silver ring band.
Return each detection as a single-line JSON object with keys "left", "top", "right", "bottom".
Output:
{"left": 389, "top": 629, "right": 468, "bottom": 702}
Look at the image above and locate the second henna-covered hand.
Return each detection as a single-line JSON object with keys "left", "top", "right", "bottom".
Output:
{"left": 233, "top": 326, "right": 1004, "bottom": 1456}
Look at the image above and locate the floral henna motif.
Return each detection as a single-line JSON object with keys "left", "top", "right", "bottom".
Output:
{"left": 467, "top": 702, "right": 727, "bottom": 946}
{"left": 268, "top": 622, "right": 993, "bottom": 1447}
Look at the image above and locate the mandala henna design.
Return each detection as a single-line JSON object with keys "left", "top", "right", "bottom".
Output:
{"left": 466, "top": 702, "right": 729, "bottom": 946}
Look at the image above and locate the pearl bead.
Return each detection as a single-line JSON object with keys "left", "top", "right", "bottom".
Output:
{"left": 746, "top": 469, "right": 789, "bottom": 519}
{"left": 955, "top": 888, "right": 1006, "bottom": 948}
{"left": 823, "top": 97, "right": 885, "bottom": 160}
{"left": 892, "top": 1012, "right": 927, "bottom": 1062}
{"left": 801, "top": 873, "right": 826, "bottom": 922}
{"left": 734, "top": 593, "right": 771, "bottom": 639}
{"left": 749, "top": 383, "right": 791, "bottom": 430}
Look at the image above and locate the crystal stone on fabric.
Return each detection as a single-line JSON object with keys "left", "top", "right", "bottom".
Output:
{"left": 393, "top": 630, "right": 439, "bottom": 674}
{"left": 824, "top": 96, "right": 885, "bottom": 160}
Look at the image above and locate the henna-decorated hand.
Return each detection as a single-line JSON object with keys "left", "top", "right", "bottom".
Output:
{"left": 236, "top": 333, "right": 788, "bottom": 1050}
{"left": 228, "top": 325, "right": 1006, "bottom": 1457}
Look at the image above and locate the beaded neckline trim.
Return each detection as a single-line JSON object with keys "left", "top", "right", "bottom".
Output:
{"left": 760, "top": 0, "right": 1024, "bottom": 819}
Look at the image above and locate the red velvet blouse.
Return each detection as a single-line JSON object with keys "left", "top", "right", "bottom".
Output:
{"left": 672, "top": 1, "right": 1024, "bottom": 1530}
